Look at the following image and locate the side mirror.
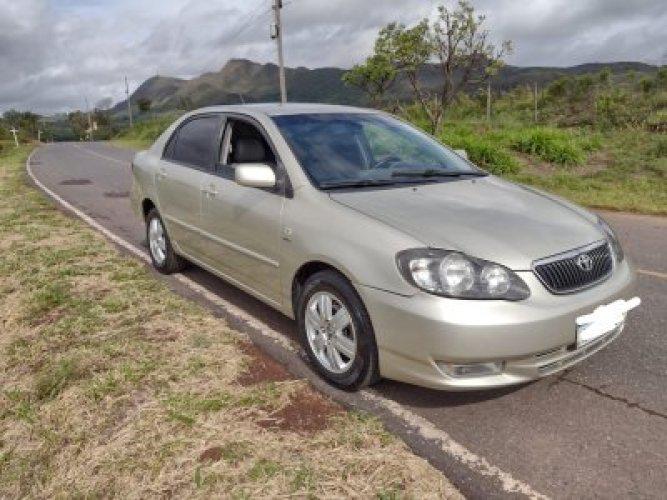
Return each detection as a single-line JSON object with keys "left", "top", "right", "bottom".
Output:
{"left": 234, "top": 163, "right": 276, "bottom": 189}
{"left": 454, "top": 149, "right": 468, "bottom": 160}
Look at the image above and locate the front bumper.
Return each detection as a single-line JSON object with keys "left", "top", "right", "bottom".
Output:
{"left": 358, "top": 259, "right": 637, "bottom": 390}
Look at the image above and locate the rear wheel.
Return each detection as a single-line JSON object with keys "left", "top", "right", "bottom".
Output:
{"left": 146, "top": 209, "right": 186, "bottom": 274}
{"left": 297, "top": 270, "right": 380, "bottom": 390}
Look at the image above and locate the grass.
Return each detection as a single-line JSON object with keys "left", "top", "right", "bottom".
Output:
{"left": 111, "top": 112, "right": 182, "bottom": 150}
{"left": 435, "top": 120, "right": 666, "bottom": 214}
{"left": 0, "top": 145, "right": 459, "bottom": 498}
{"left": 511, "top": 127, "right": 587, "bottom": 166}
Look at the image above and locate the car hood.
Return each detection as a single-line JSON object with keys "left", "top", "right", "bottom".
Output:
{"left": 329, "top": 176, "right": 603, "bottom": 270}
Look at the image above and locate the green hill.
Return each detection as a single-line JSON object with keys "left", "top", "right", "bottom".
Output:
{"left": 113, "top": 59, "right": 658, "bottom": 113}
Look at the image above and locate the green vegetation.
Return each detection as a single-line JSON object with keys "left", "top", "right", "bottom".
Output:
{"left": 0, "top": 145, "right": 455, "bottom": 497}
{"left": 336, "top": 2, "right": 666, "bottom": 213}
{"left": 112, "top": 112, "right": 181, "bottom": 150}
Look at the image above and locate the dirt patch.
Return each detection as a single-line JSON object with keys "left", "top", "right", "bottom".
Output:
{"left": 32, "top": 307, "right": 66, "bottom": 326}
{"left": 198, "top": 446, "right": 223, "bottom": 463}
{"left": 577, "top": 151, "right": 612, "bottom": 176}
{"left": 515, "top": 152, "right": 557, "bottom": 176}
{"left": 60, "top": 179, "right": 92, "bottom": 186}
{"left": 142, "top": 327, "right": 178, "bottom": 342}
{"left": 257, "top": 387, "right": 344, "bottom": 433}
{"left": 235, "top": 342, "right": 294, "bottom": 386}
{"left": 103, "top": 191, "right": 130, "bottom": 198}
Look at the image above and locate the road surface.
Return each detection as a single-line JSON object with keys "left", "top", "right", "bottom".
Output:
{"left": 29, "top": 142, "right": 667, "bottom": 499}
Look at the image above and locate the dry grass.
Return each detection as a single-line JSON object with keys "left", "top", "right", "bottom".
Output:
{"left": 0, "top": 145, "right": 460, "bottom": 499}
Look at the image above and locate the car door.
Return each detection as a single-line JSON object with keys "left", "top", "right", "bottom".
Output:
{"left": 156, "top": 114, "right": 223, "bottom": 258}
{"left": 198, "top": 116, "right": 286, "bottom": 306}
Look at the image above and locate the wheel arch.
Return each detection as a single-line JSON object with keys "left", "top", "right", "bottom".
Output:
{"left": 141, "top": 198, "right": 156, "bottom": 220}
{"left": 290, "top": 260, "right": 357, "bottom": 317}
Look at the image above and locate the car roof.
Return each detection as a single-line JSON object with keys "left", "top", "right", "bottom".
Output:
{"left": 193, "top": 102, "right": 378, "bottom": 117}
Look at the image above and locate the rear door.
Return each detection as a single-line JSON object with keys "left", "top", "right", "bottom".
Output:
{"left": 156, "top": 114, "right": 223, "bottom": 257}
{"left": 198, "top": 116, "right": 286, "bottom": 306}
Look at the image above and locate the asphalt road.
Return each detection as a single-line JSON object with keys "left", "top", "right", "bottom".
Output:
{"left": 30, "top": 142, "right": 667, "bottom": 499}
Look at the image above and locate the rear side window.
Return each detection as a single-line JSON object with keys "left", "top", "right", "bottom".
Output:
{"left": 165, "top": 115, "right": 222, "bottom": 169}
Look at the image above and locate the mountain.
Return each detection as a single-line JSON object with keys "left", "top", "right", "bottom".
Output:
{"left": 113, "top": 59, "right": 366, "bottom": 113}
{"left": 113, "top": 58, "right": 658, "bottom": 114}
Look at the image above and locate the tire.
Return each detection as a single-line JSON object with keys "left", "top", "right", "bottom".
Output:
{"left": 297, "top": 270, "right": 380, "bottom": 390}
{"left": 145, "top": 208, "right": 187, "bottom": 274}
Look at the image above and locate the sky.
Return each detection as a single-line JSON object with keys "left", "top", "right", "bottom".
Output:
{"left": 1, "top": 0, "right": 665, "bottom": 115}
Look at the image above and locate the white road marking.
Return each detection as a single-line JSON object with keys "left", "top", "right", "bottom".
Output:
{"left": 363, "top": 391, "right": 549, "bottom": 499}
{"left": 71, "top": 142, "right": 130, "bottom": 166}
{"left": 27, "top": 146, "right": 549, "bottom": 499}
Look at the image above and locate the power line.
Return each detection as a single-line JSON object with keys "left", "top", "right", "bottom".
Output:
{"left": 225, "top": 1, "right": 273, "bottom": 45}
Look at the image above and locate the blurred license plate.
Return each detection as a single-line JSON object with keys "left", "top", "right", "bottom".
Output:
{"left": 575, "top": 297, "right": 641, "bottom": 347}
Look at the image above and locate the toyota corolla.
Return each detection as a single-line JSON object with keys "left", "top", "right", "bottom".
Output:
{"left": 131, "top": 103, "right": 640, "bottom": 390}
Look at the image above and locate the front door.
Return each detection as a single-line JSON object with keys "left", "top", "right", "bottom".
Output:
{"left": 199, "top": 117, "right": 285, "bottom": 306}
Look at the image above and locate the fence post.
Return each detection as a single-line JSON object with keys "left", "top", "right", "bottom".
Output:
{"left": 486, "top": 80, "right": 492, "bottom": 124}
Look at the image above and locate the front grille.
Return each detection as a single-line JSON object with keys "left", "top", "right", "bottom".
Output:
{"left": 533, "top": 241, "right": 612, "bottom": 294}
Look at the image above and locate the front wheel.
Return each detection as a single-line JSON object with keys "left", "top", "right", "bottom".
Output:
{"left": 297, "top": 270, "right": 380, "bottom": 390}
{"left": 146, "top": 209, "right": 186, "bottom": 274}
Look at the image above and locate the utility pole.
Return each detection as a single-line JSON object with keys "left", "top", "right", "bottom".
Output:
{"left": 271, "top": 0, "right": 287, "bottom": 104}
{"left": 125, "top": 76, "right": 133, "bottom": 127}
{"left": 9, "top": 127, "right": 19, "bottom": 147}
{"left": 533, "top": 81, "right": 538, "bottom": 123}
{"left": 486, "top": 80, "right": 492, "bottom": 124}
{"left": 85, "top": 97, "right": 94, "bottom": 142}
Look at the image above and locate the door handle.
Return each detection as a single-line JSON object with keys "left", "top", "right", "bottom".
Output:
{"left": 201, "top": 185, "right": 218, "bottom": 198}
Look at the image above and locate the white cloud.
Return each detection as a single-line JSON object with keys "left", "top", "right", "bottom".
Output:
{"left": 0, "top": 0, "right": 664, "bottom": 114}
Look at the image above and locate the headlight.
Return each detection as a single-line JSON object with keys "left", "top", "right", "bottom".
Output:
{"left": 396, "top": 249, "right": 530, "bottom": 300}
{"left": 597, "top": 216, "right": 624, "bottom": 263}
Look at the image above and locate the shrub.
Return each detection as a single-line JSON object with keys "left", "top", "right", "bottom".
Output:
{"left": 116, "top": 112, "right": 181, "bottom": 143}
{"left": 595, "top": 89, "right": 641, "bottom": 129}
{"left": 512, "top": 127, "right": 585, "bottom": 166}
{"left": 440, "top": 127, "right": 520, "bottom": 175}
{"left": 650, "top": 136, "right": 667, "bottom": 158}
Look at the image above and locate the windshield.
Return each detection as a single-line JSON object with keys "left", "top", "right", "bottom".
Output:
{"left": 272, "top": 113, "right": 485, "bottom": 189}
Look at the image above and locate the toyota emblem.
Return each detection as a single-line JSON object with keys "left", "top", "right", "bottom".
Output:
{"left": 575, "top": 253, "right": 594, "bottom": 272}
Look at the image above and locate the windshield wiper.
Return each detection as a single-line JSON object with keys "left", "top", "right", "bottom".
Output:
{"left": 391, "top": 169, "right": 488, "bottom": 178}
{"left": 319, "top": 179, "right": 401, "bottom": 190}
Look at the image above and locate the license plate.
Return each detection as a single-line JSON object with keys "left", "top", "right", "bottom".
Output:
{"left": 575, "top": 297, "right": 641, "bottom": 348}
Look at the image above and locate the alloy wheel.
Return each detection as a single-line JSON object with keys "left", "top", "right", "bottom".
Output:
{"left": 148, "top": 217, "right": 167, "bottom": 265}
{"left": 305, "top": 291, "right": 357, "bottom": 374}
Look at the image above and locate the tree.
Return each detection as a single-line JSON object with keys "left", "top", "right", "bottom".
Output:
{"left": 67, "top": 111, "right": 89, "bottom": 139}
{"left": 598, "top": 67, "right": 612, "bottom": 86}
{"left": 639, "top": 77, "right": 656, "bottom": 93}
{"left": 428, "top": 1, "right": 512, "bottom": 130}
{"left": 2, "top": 110, "right": 41, "bottom": 142}
{"left": 342, "top": 1, "right": 512, "bottom": 132}
{"left": 342, "top": 53, "right": 396, "bottom": 107}
{"left": 137, "top": 98, "right": 152, "bottom": 113}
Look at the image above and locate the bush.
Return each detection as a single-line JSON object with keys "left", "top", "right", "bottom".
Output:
{"left": 650, "top": 136, "right": 667, "bottom": 158}
{"left": 440, "top": 126, "right": 520, "bottom": 175}
{"left": 116, "top": 112, "right": 182, "bottom": 143}
{"left": 512, "top": 127, "right": 585, "bottom": 166}
{"left": 595, "top": 91, "right": 641, "bottom": 129}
